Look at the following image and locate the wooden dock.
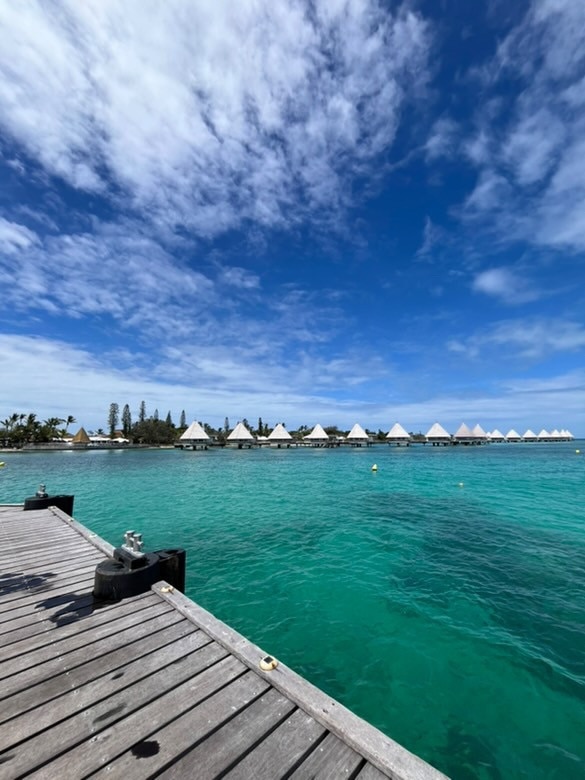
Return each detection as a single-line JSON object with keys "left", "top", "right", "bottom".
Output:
{"left": 0, "top": 504, "right": 448, "bottom": 779}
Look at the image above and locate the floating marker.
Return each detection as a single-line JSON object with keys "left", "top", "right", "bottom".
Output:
{"left": 576, "top": 449, "right": 581, "bottom": 454}
{"left": 458, "top": 482, "right": 464, "bottom": 487}
{"left": 371, "top": 464, "right": 378, "bottom": 472}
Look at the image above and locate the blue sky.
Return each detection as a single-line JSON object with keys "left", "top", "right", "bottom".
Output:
{"left": 0, "top": 0, "right": 584, "bottom": 434}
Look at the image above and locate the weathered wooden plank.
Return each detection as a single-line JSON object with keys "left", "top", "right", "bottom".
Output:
{"left": 0, "top": 578, "right": 95, "bottom": 625}
{"left": 92, "top": 671, "right": 275, "bottom": 779}
{"left": 154, "top": 583, "right": 449, "bottom": 780}
{"left": 22, "top": 652, "right": 244, "bottom": 779}
{"left": 1, "top": 589, "right": 162, "bottom": 660}
{"left": 222, "top": 708, "right": 326, "bottom": 779}
{"left": 0, "top": 594, "right": 96, "bottom": 644}
{"left": 0, "top": 576, "right": 94, "bottom": 629}
{"left": 143, "top": 688, "right": 294, "bottom": 779}
{"left": 0, "top": 567, "right": 98, "bottom": 611}
{"left": 0, "top": 625, "right": 210, "bottom": 750}
{"left": 0, "top": 619, "right": 198, "bottom": 724}
{"left": 289, "top": 732, "right": 365, "bottom": 779}
{"left": 0, "top": 599, "right": 172, "bottom": 681}
{"left": 0, "top": 552, "right": 101, "bottom": 581}
{"left": 0, "top": 544, "right": 101, "bottom": 569}
{"left": 357, "top": 763, "right": 394, "bottom": 779}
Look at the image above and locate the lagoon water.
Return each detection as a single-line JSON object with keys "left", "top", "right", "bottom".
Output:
{"left": 1, "top": 443, "right": 583, "bottom": 779}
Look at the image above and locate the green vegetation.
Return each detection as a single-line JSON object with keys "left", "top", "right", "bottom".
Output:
{"left": 0, "top": 413, "right": 76, "bottom": 447}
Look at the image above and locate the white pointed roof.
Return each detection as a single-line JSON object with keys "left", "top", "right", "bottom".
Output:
{"left": 454, "top": 423, "right": 474, "bottom": 438}
{"left": 425, "top": 422, "right": 451, "bottom": 439}
{"left": 506, "top": 429, "right": 521, "bottom": 440}
{"left": 267, "top": 423, "right": 292, "bottom": 441}
{"left": 180, "top": 421, "right": 210, "bottom": 441}
{"left": 471, "top": 424, "right": 487, "bottom": 438}
{"left": 347, "top": 423, "right": 369, "bottom": 440}
{"left": 537, "top": 429, "right": 550, "bottom": 439}
{"left": 304, "top": 424, "right": 329, "bottom": 440}
{"left": 566, "top": 430, "right": 574, "bottom": 439}
{"left": 523, "top": 429, "right": 537, "bottom": 439}
{"left": 550, "top": 429, "right": 562, "bottom": 438}
{"left": 386, "top": 423, "right": 411, "bottom": 439}
{"left": 227, "top": 422, "right": 254, "bottom": 441}
{"left": 490, "top": 429, "right": 505, "bottom": 440}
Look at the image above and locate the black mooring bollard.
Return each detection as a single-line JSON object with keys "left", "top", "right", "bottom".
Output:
{"left": 23, "top": 484, "right": 74, "bottom": 516}
{"left": 93, "top": 530, "right": 186, "bottom": 601}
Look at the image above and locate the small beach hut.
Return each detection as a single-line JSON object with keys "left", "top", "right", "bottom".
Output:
{"left": 179, "top": 420, "right": 211, "bottom": 450}
{"left": 227, "top": 421, "right": 255, "bottom": 448}
{"left": 506, "top": 429, "right": 521, "bottom": 442}
{"left": 550, "top": 429, "right": 563, "bottom": 440}
{"left": 303, "top": 424, "right": 330, "bottom": 447}
{"left": 386, "top": 422, "right": 411, "bottom": 446}
{"left": 489, "top": 429, "right": 505, "bottom": 442}
{"left": 71, "top": 427, "right": 90, "bottom": 447}
{"left": 267, "top": 423, "right": 293, "bottom": 448}
{"left": 346, "top": 423, "right": 370, "bottom": 446}
{"left": 425, "top": 422, "right": 451, "bottom": 445}
{"left": 523, "top": 429, "right": 537, "bottom": 442}
{"left": 537, "top": 429, "right": 551, "bottom": 442}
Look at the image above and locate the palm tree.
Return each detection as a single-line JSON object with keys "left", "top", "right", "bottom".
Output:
{"left": 64, "top": 415, "right": 76, "bottom": 433}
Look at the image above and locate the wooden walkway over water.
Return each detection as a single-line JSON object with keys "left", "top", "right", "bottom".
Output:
{"left": 0, "top": 504, "right": 448, "bottom": 779}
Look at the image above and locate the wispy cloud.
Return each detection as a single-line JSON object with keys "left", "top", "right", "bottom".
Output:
{"left": 0, "top": 0, "right": 430, "bottom": 238}
{"left": 0, "top": 216, "right": 39, "bottom": 253}
{"left": 2, "top": 333, "right": 582, "bottom": 433}
{"left": 448, "top": 317, "right": 585, "bottom": 360}
{"left": 462, "top": 0, "right": 585, "bottom": 251}
{"left": 472, "top": 267, "right": 542, "bottom": 304}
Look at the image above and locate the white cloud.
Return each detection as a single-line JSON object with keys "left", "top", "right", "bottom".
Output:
{"left": 462, "top": 0, "right": 585, "bottom": 252}
{"left": 448, "top": 318, "right": 585, "bottom": 360}
{"left": 0, "top": 0, "right": 430, "bottom": 237}
{"left": 0, "top": 217, "right": 39, "bottom": 253}
{"left": 472, "top": 267, "right": 542, "bottom": 304}
{"left": 1, "top": 333, "right": 582, "bottom": 434}
{"left": 425, "top": 117, "right": 458, "bottom": 160}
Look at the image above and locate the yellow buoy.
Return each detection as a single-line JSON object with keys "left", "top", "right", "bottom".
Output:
{"left": 0, "top": 462, "right": 5, "bottom": 468}
{"left": 371, "top": 464, "right": 378, "bottom": 471}
{"left": 458, "top": 482, "right": 464, "bottom": 487}
{"left": 576, "top": 449, "right": 581, "bottom": 454}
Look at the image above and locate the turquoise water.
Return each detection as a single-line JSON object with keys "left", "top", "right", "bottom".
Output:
{"left": 1, "top": 444, "right": 584, "bottom": 779}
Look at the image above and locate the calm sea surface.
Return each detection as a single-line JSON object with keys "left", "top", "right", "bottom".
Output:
{"left": 1, "top": 443, "right": 583, "bottom": 779}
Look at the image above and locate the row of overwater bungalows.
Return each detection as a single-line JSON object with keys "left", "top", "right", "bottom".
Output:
{"left": 177, "top": 420, "right": 575, "bottom": 449}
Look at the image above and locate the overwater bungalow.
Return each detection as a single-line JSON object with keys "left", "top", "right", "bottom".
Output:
{"left": 267, "top": 423, "right": 293, "bottom": 448}
{"left": 386, "top": 422, "right": 411, "bottom": 446}
{"left": 227, "top": 421, "right": 255, "bottom": 449}
{"left": 488, "top": 429, "right": 505, "bottom": 442}
{"left": 178, "top": 420, "right": 211, "bottom": 450}
{"left": 425, "top": 422, "right": 451, "bottom": 445}
{"left": 506, "top": 429, "right": 522, "bottom": 442}
{"left": 537, "top": 429, "right": 551, "bottom": 442}
{"left": 303, "top": 424, "right": 330, "bottom": 447}
{"left": 523, "top": 429, "right": 538, "bottom": 442}
{"left": 471, "top": 424, "right": 488, "bottom": 442}
{"left": 453, "top": 423, "right": 475, "bottom": 444}
{"left": 346, "top": 423, "right": 370, "bottom": 446}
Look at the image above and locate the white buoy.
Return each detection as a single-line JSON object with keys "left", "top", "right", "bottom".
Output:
{"left": 371, "top": 464, "right": 378, "bottom": 471}
{"left": 458, "top": 482, "right": 464, "bottom": 487}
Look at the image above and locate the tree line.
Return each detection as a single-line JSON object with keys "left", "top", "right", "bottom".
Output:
{"left": 0, "top": 413, "right": 76, "bottom": 447}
